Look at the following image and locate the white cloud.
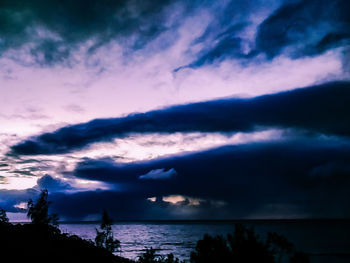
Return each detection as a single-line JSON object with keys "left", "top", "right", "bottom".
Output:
{"left": 139, "top": 168, "right": 177, "bottom": 180}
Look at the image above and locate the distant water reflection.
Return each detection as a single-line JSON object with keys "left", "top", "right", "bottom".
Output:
{"left": 60, "top": 220, "right": 350, "bottom": 263}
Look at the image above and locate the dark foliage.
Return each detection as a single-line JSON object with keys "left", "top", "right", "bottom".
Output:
{"left": 27, "top": 189, "right": 59, "bottom": 226}
{"left": 137, "top": 248, "right": 182, "bottom": 263}
{"left": 138, "top": 248, "right": 159, "bottom": 263}
{"left": 0, "top": 192, "right": 131, "bottom": 263}
{"left": 0, "top": 222, "right": 133, "bottom": 263}
{"left": 0, "top": 217, "right": 311, "bottom": 263}
{"left": 267, "top": 232, "right": 294, "bottom": 263}
{"left": 289, "top": 252, "right": 310, "bottom": 263}
{"left": 0, "top": 208, "right": 9, "bottom": 223}
{"left": 190, "top": 224, "right": 310, "bottom": 263}
{"left": 95, "top": 209, "right": 121, "bottom": 253}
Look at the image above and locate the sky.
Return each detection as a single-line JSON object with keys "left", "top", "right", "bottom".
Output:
{"left": 1, "top": 0, "right": 350, "bottom": 221}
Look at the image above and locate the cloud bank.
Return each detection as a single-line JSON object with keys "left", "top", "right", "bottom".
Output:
{"left": 41, "top": 137, "right": 350, "bottom": 219}
{"left": 10, "top": 81, "right": 350, "bottom": 155}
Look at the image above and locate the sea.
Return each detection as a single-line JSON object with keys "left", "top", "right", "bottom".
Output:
{"left": 59, "top": 220, "right": 350, "bottom": 263}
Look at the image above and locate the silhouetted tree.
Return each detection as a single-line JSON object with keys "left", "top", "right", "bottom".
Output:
{"left": 164, "top": 253, "right": 180, "bottom": 263}
{"left": 138, "top": 248, "right": 180, "bottom": 263}
{"left": 289, "top": 252, "right": 310, "bottom": 263}
{"left": 191, "top": 224, "right": 273, "bottom": 263}
{"left": 267, "top": 232, "right": 294, "bottom": 263}
{"left": 138, "top": 248, "right": 158, "bottom": 263}
{"left": 27, "top": 189, "right": 59, "bottom": 226}
{"left": 0, "top": 208, "right": 9, "bottom": 223}
{"left": 95, "top": 209, "right": 120, "bottom": 253}
{"left": 190, "top": 224, "right": 309, "bottom": 263}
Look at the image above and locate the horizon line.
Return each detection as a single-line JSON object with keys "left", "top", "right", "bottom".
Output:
{"left": 10, "top": 218, "right": 350, "bottom": 224}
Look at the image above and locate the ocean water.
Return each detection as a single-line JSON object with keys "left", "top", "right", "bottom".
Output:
{"left": 60, "top": 220, "right": 350, "bottom": 263}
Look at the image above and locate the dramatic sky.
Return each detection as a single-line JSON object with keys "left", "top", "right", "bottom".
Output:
{"left": 1, "top": 0, "right": 350, "bottom": 221}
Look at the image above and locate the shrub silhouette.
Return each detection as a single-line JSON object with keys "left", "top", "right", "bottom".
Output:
{"left": 0, "top": 200, "right": 131, "bottom": 263}
{"left": 137, "top": 247, "right": 158, "bottom": 263}
{"left": 267, "top": 231, "right": 294, "bottom": 263}
{"left": 0, "top": 208, "right": 9, "bottom": 223}
{"left": 289, "top": 252, "right": 310, "bottom": 263}
{"left": 190, "top": 224, "right": 309, "bottom": 263}
{"left": 137, "top": 248, "right": 181, "bottom": 263}
{"left": 0, "top": 221, "right": 132, "bottom": 263}
{"left": 27, "top": 189, "right": 59, "bottom": 226}
{"left": 164, "top": 253, "right": 180, "bottom": 263}
{"left": 95, "top": 209, "right": 121, "bottom": 253}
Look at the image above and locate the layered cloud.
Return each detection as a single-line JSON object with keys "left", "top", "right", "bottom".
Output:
{"left": 36, "top": 174, "right": 71, "bottom": 192}
{"left": 1, "top": 0, "right": 349, "bottom": 70}
{"left": 0, "top": 0, "right": 278, "bottom": 66}
{"left": 37, "top": 136, "right": 350, "bottom": 219}
{"left": 3, "top": 80, "right": 350, "bottom": 219}
{"left": 10, "top": 81, "right": 350, "bottom": 155}
{"left": 177, "top": 0, "right": 350, "bottom": 71}
{"left": 256, "top": 0, "right": 350, "bottom": 60}
{"left": 0, "top": 0, "right": 193, "bottom": 65}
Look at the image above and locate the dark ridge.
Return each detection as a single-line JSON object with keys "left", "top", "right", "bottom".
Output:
{"left": 0, "top": 222, "right": 133, "bottom": 263}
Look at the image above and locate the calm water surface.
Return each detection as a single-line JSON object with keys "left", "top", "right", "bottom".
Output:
{"left": 60, "top": 220, "right": 350, "bottom": 263}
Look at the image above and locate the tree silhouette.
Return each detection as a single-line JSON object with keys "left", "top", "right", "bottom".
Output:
{"left": 137, "top": 248, "right": 181, "bottom": 263}
{"left": 27, "top": 189, "right": 59, "bottom": 226}
{"left": 95, "top": 209, "right": 120, "bottom": 253}
{"left": 0, "top": 208, "right": 9, "bottom": 223}
{"left": 190, "top": 224, "right": 310, "bottom": 263}
{"left": 290, "top": 252, "right": 310, "bottom": 263}
{"left": 137, "top": 247, "right": 158, "bottom": 263}
{"left": 267, "top": 232, "right": 295, "bottom": 263}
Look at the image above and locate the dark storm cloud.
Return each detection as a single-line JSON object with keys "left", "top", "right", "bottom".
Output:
{"left": 342, "top": 47, "right": 350, "bottom": 74}
{"left": 49, "top": 190, "right": 226, "bottom": 220}
{"left": 180, "top": 0, "right": 350, "bottom": 70}
{"left": 1, "top": 0, "right": 348, "bottom": 68}
{"left": 256, "top": 0, "right": 350, "bottom": 59}
{"left": 175, "top": 0, "right": 281, "bottom": 70}
{"left": 0, "top": 188, "right": 38, "bottom": 212}
{"left": 71, "top": 139, "right": 350, "bottom": 197}
{"left": 50, "top": 190, "right": 238, "bottom": 220}
{"left": 11, "top": 81, "right": 350, "bottom": 155}
{"left": 0, "top": 0, "right": 202, "bottom": 65}
{"left": 179, "top": 0, "right": 263, "bottom": 69}
{"left": 0, "top": 176, "right": 69, "bottom": 213}
{"left": 0, "top": 0, "right": 254, "bottom": 62}
{"left": 36, "top": 174, "right": 71, "bottom": 192}
{"left": 177, "top": 23, "right": 248, "bottom": 71}
{"left": 50, "top": 191, "right": 150, "bottom": 219}
{"left": 48, "top": 138, "right": 350, "bottom": 219}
